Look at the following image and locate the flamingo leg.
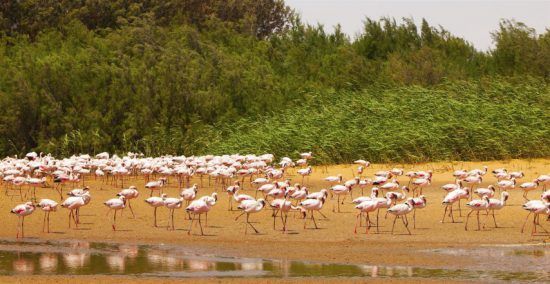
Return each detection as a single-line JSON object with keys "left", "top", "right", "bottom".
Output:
{"left": 42, "top": 211, "right": 47, "bottom": 232}
{"left": 198, "top": 214, "right": 204, "bottom": 235}
{"left": 311, "top": 211, "right": 318, "bottom": 229}
{"left": 521, "top": 212, "right": 532, "bottom": 233}
{"left": 354, "top": 212, "right": 360, "bottom": 234}
{"left": 402, "top": 216, "right": 411, "bottom": 235}
{"left": 464, "top": 210, "right": 473, "bottom": 231}
{"left": 153, "top": 207, "right": 158, "bottom": 227}
{"left": 188, "top": 214, "right": 194, "bottom": 235}
{"left": 128, "top": 200, "right": 135, "bottom": 218}
{"left": 235, "top": 211, "right": 245, "bottom": 221}
{"left": 112, "top": 209, "right": 117, "bottom": 231}
{"left": 391, "top": 215, "right": 398, "bottom": 234}
{"left": 246, "top": 213, "right": 259, "bottom": 234}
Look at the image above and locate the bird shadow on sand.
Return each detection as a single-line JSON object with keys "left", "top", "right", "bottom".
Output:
{"left": 47, "top": 231, "right": 66, "bottom": 234}
{"left": 188, "top": 233, "right": 217, "bottom": 237}
{"left": 71, "top": 227, "right": 92, "bottom": 231}
{"left": 113, "top": 229, "right": 132, "bottom": 232}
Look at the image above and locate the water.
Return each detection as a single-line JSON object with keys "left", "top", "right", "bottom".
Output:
{"left": 0, "top": 239, "right": 547, "bottom": 281}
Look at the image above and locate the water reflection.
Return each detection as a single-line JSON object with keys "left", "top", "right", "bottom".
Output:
{"left": 63, "top": 252, "right": 90, "bottom": 269}
{"left": 0, "top": 239, "right": 545, "bottom": 282}
{"left": 13, "top": 258, "right": 34, "bottom": 274}
{"left": 39, "top": 253, "right": 58, "bottom": 272}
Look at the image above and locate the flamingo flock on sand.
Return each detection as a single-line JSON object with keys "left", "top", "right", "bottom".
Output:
{"left": 3, "top": 151, "right": 549, "bottom": 238}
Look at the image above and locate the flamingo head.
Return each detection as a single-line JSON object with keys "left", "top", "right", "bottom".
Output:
{"left": 402, "top": 186, "right": 410, "bottom": 192}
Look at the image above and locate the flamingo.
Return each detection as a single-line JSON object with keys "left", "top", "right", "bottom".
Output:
{"left": 408, "top": 195, "right": 427, "bottom": 228}
{"left": 300, "top": 152, "right": 313, "bottom": 160}
{"left": 453, "top": 169, "right": 468, "bottom": 180}
{"left": 474, "top": 185, "right": 496, "bottom": 198}
{"left": 117, "top": 186, "right": 139, "bottom": 218}
{"left": 536, "top": 175, "right": 550, "bottom": 191}
{"left": 442, "top": 187, "right": 469, "bottom": 222}
{"left": 352, "top": 187, "right": 380, "bottom": 204}
{"left": 163, "top": 195, "right": 183, "bottom": 230}
{"left": 104, "top": 196, "right": 125, "bottom": 231}
{"left": 235, "top": 199, "right": 266, "bottom": 234}
{"left": 464, "top": 196, "right": 490, "bottom": 231}
{"left": 300, "top": 196, "right": 326, "bottom": 229}
{"left": 290, "top": 185, "right": 308, "bottom": 205}
{"left": 61, "top": 194, "right": 88, "bottom": 228}
{"left": 462, "top": 175, "right": 481, "bottom": 199}
{"left": 324, "top": 174, "right": 343, "bottom": 186}
{"left": 331, "top": 184, "right": 351, "bottom": 212}
{"left": 468, "top": 166, "right": 488, "bottom": 177}
{"left": 257, "top": 182, "right": 277, "bottom": 198}
{"left": 344, "top": 177, "right": 360, "bottom": 197}
{"left": 145, "top": 179, "right": 166, "bottom": 197}
{"left": 521, "top": 199, "right": 550, "bottom": 235}
{"left": 386, "top": 186, "right": 410, "bottom": 205}
{"left": 494, "top": 172, "right": 510, "bottom": 182}
{"left": 67, "top": 186, "right": 89, "bottom": 197}
{"left": 37, "top": 199, "right": 58, "bottom": 233}
{"left": 354, "top": 160, "right": 370, "bottom": 167}
{"left": 186, "top": 199, "right": 214, "bottom": 235}
{"left": 11, "top": 202, "right": 35, "bottom": 238}
{"left": 198, "top": 193, "right": 217, "bottom": 226}
{"left": 354, "top": 199, "right": 379, "bottom": 234}
{"left": 509, "top": 171, "right": 524, "bottom": 179}
{"left": 269, "top": 197, "right": 294, "bottom": 232}
{"left": 297, "top": 166, "right": 312, "bottom": 184}
{"left": 486, "top": 191, "right": 509, "bottom": 228}
{"left": 441, "top": 181, "right": 463, "bottom": 195}
{"left": 180, "top": 184, "right": 198, "bottom": 207}
{"left": 225, "top": 181, "right": 241, "bottom": 210}
{"left": 144, "top": 194, "right": 166, "bottom": 227}
{"left": 519, "top": 180, "right": 539, "bottom": 200}
{"left": 497, "top": 178, "right": 516, "bottom": 192}
{"left": 387, "top": 200, "right": 414, "bottom": 235}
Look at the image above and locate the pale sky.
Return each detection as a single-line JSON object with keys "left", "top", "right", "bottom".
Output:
{"left": 285, "top": 0, "right": 550, "bottom": 51}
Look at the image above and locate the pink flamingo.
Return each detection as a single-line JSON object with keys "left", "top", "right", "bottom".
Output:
{"left": 11, "top": 202, "right": 35, "bottom": 238}
{"left": 144, "top": 194, "right": 166, "bottom": 227}
{"left": 235, "top": 199, "right": 266, "bottom": 234}
{"left": 464, "top": 196, "right": 490, "bottom": 231}
{"left": 519, "top": 180, "right": 539, "bottom": 201}
{"left": 186, "top": 199, "right": 214, "bottom": 235}
{"left": 408, "top": 195, "right": 427, "bottom": 228}
{"left": 104, "top": 196, "right": 125, "bottom": 231}
{"left": 486, "top": 191, "right": 509, "bottom": 228}
{"left": 118, "top": 186, "right": 139, "bottom": 218}
{"left": 442, "top": 187, "right": 469, "bottom": 222}
{"left": 37, "top": 199, "right": 58, "bottom": 233}
{"left": 388, "top": 200, "right": 414, "bottom": 235}
{"left": 300, "top": 196, "right": 326, "bottom": 229}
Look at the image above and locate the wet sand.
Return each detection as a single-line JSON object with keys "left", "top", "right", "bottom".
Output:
{"left": 0, "top": 275, "right": 472, "bottom": 283}
{"left": 0, "top": 159, "right": 549, "bottom": 282}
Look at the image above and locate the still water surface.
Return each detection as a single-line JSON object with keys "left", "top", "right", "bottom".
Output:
{"left": 0, "top": 239, "right": 547, "bottom": 281}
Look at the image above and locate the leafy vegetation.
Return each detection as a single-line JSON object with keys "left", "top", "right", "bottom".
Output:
{"left": 0, "top": 1, "right": 548, "bottom": 162}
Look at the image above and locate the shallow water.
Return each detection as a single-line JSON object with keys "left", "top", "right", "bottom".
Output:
{"left": 0, "top": 239, "right": 547, "bottom": 281}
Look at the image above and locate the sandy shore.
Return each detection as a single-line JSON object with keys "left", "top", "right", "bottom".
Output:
{"left": 0, "top": 159, "right": 549, "bottom": 282}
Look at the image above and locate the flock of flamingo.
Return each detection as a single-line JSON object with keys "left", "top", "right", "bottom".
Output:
{"left": 3, "top": 152, "right": 549, "bottom": 238}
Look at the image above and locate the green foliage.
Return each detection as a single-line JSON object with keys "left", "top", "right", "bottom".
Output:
{"left": 0, "top": 1, "right": 548, "bottom": 162}
{"left": 207, "top": 81, "right": 549, "bottom": 163}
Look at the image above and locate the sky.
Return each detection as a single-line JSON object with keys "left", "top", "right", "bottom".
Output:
{"left": 285, "top": 0, "right": 550, "bottom": 51}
